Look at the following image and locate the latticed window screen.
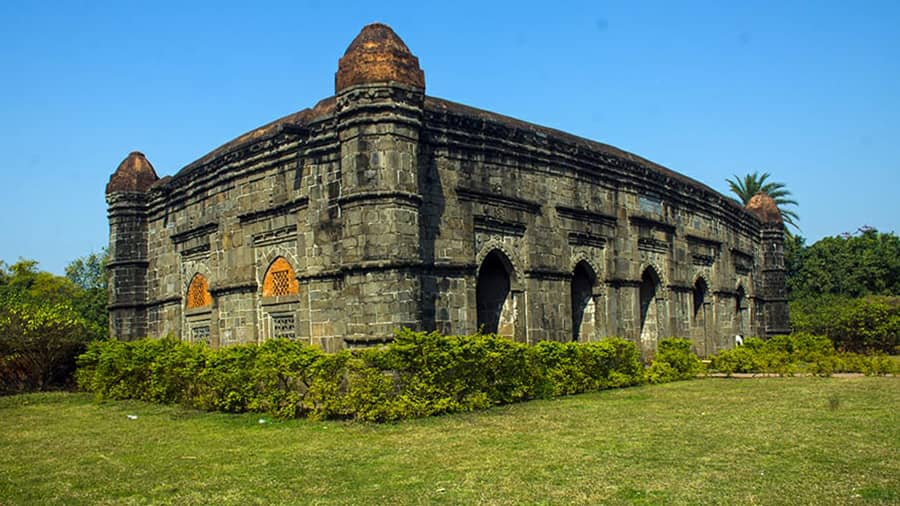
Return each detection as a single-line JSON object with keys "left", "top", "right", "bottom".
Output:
{"left": 271, "top": 270, "right": 291, "bottom": 296}
{"left": 188, "top": 284, "right": 206, "bottom": 307}
{"left": 186, "top": 275, "right": 211, "bottom": 309}
{"left": 272, "top": 314, "right": 296, "bottom": 339}
{"left": 192, "top": 325, "right": 210, "bottom": 345}
{"left": 262, "top": 257, "right": 298, "bottom": 297}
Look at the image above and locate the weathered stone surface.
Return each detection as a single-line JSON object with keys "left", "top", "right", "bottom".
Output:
{"left": 335, "top": 23, "right": 425, "bottom": 93}
{"left": 105, "top": 24, "right": 789, "bottom": 357}
{"left": 106, "top": 152, "right": 159, "bottom": 194}
{"left": 747, "top": 192, "right": 783, "bottom": 224}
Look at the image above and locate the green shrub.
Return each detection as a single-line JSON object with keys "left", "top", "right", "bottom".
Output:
{"left": 76, "top": 338, "right": 207, "bottom": 403}
{"left": 531, "top": 338, "right": 644, "bottom": 394}
{"left": 647, "top": 338, "right": 704, "bottom": 383}
{"left": 709, "top": 334, "right": 811, "bottom": 376}
{"left": 76, "top": 331, "right": 646, "bottom": 422}
{"left": 245, "top": 338, "right": 328, "bottom": 418}
{"left": 791, "top": 296, "right": 899, "bottom": 354}
{"left": 836, "top": 352, "right": 898, "bottom": 376}
{"left": 708, "top": 332, "right": 897, "bottom": 376}
{"left": 376, "top": 330, "right": 546, "bottom": 417}
{"left": 708, "top": 345, "right": 764, "bottom": 375}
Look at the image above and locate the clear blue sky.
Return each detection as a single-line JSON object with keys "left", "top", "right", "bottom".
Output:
{"left": 2, "top": 0, "right": 898, "bottom": 274}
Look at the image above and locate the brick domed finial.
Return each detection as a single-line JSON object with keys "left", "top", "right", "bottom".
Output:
{"left": 106, "top": 151, "right": 159, "bottom": 194}
{"left": 746, "top": 191, "right": 783, "bottom": 224}
{"left": 335, "top": 23, "right": 425, "bottom": 93}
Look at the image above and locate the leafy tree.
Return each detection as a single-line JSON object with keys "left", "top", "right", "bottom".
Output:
{"left": 726, "top": 171, "right": 799, "bottom": 231}
{"left": 0, "top": 259, "right": 80, "bottom": 303}
{"left": 65, "top": 250, "right": 108, "bottom": 341}
{"left": 790, "top": 295, "right": 899, "bottom": 354}
{"left": 0, "top": 293, "right": 90, "bottom": 392}
{"left": 1, "top": 256, "right": 106, "bottom": 392}
{"left": 65, "top": 249, "right": 107, "bottom": 291}
{"left": 784, "top": 233, "right": 806, "bottom": 291}
{"left": 788, "top": 228, "right": 900, "bottom": 300}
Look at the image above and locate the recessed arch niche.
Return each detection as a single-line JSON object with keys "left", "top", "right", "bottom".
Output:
{"left": 571, "top": 261, "right": 597, "bottom": 341}
{"left": 476, "top": 249, "right": 516, "bottom": 337}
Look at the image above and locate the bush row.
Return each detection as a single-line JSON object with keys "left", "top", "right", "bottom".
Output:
{"left": 790, "top": 295, "right": 899, "bottom": 354}
{"left": 76, "top": 330, "right": 648, "bottom": 421}
{"left": 75, "top": 330, "right": 893, "bottom": 422}
{"left": 709, "top": 332, "right": 898, "bottom": 376}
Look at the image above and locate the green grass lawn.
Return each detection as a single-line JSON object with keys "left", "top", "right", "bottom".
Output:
{"left": 1, "top": 377, "right": 898, "bottom": 505}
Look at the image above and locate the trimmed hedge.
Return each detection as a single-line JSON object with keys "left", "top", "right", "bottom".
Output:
{"left": 77, "top": 330, "right": 645, "bottom": 422}
{"left": 647, "top": 338, "right": 705, "bottom": 383}
{"left": 709, "top": 332, "right": 898, "bottom": 376}
{"left": 76, "top": 330, "right": 897, "bottom": 422}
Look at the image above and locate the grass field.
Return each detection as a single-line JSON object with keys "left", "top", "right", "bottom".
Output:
{"left": 1, "top": 377, "right": 898, "bottom": 505}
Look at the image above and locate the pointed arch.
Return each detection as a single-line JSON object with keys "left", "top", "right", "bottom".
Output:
{"left": 639, "top": 266, "right": 661, "bottom": 345}
{"left": 262, "top": 257, "right": 299, "bottom": 297}
{"left": 475, "top": 239, "right": 522, "bottom": 289}
{"left": 476, "top": 249, "right": 514, "bottom": 336}
{"left": 734, "top": 284, "right": 748, "bottom": 336}
{"left": 571, "top": 260, "right": 598, "bottom": 341}
{"left": 186, "top": 273, "right": 212, "bottom": 309}
{"left": 692, "top": 276, "right": 709, "bottom": 318}
{"left": 692, "top": 276, "right": 710, "bottom": 353}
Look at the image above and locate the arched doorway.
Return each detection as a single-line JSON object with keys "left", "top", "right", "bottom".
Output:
{"left": 571, "top": 261, "right": 597, "bottom": 341}
{"left": 693, "top": 277, "right": 709, "bottom": 355}
{"left": 735, "top": 285, "right": 747, "bottom": 337}
{"left": 639, "top": 267, "right": 660, "bottom": 347}
{"left": 476, "top": 250, "right": 513, "bottom": 335}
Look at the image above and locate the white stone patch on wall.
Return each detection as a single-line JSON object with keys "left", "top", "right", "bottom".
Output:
{"left": 497, "top": 293, "right": 517, "bottom": 338}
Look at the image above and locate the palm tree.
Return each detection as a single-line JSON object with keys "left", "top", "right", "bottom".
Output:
{"left": 726, "top": 171, "right": 799, "bottom": 231}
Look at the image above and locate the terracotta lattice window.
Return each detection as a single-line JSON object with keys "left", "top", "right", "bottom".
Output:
{"left": 186, "top": 274, "right": 212, "bottom": 309}
{"left": 262, "top": 257, "right": 298, "bottom": 297}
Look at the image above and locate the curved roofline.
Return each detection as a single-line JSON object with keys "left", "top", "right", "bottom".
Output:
{"left": 157, "top": 92, "right": 748, "bottom": 222}
{"left": 423, "top": 96, "right": 746, "bottom": 215}
{"left": 163, "top": 96, "right": 337, "bottom": 185}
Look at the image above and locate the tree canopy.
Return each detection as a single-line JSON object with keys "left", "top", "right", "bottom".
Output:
{"left": 1, "top": 253, "right": 109, "bottom": 392}
{"left": 787, "top": 227, "right": 900, "bottom": 300}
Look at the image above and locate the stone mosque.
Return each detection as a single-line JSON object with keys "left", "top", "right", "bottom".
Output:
{"left": 106, "top": 23, "right": 789, "bottom": 357}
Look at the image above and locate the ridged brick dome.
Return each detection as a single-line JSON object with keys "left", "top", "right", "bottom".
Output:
{"left": 335, "top": 23, "right": 425, "bottom": 93}
{"left": 106, "top": 151, "right": 159, "bottom": 194}
{"left": 746, "top": 192, "right": 783, "bottom": 224}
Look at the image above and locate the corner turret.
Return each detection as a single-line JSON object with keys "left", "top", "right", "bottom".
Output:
{"left": 335, "top": 23, "right": 425, "bottom": 93}
{"left": 106, "top": 151, "right": 159, "bottom": 194}
{"left": 106, "top": 151, "right": 156, "bottom": 340}
{"left": 747, "top": 192, "right": 790, "bottom": 337}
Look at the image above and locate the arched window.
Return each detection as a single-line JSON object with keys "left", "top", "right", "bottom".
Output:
{"left": 571, "top": 261, "right": 597, "bottom": 341}
{"left": 186, "top": 274, "right": 212, "bottom": 309}
{"left": 639, "top": 267, "right": 660, "bottom": 342}
{"left": 262, "top": 257, "right": 299, "bottom": 297}
{"left": 693, "top": 277, "right": 709, "bottom": 354}
{"left": 476, "top": 250, "right": 513, "bottom": 335}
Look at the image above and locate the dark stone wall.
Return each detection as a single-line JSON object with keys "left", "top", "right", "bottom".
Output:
{"left": 107, "top": 81, "right": 789, "bottom": 356}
